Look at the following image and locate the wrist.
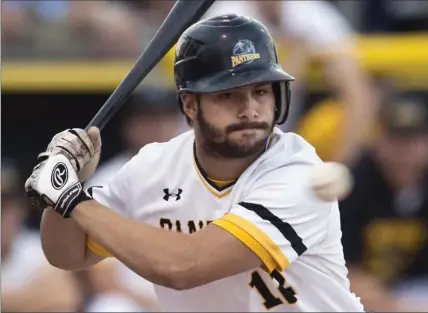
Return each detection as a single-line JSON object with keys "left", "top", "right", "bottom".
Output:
{"left": 70, "top": 199, "right": 97, "bottom": 230}
{"left": 56, "top": 183, "right": 93, "bottom": 218}
{"left": 70, "top": 198, "right": 92, "bottom": 216}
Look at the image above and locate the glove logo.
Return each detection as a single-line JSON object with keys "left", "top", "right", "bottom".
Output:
{"left": 51, "top": 162, "right": 68, "bottom": 190}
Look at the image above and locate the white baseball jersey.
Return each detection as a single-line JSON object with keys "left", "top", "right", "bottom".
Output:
{"left": 87, "top": 128, "right": 364, "bottom": 312}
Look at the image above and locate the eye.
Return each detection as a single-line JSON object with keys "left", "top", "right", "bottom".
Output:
{"left": 218, "top": 92, "right": 233, "bottom": 99}
{"left": 254, "top": 89, "right": 268, "bottom": 96}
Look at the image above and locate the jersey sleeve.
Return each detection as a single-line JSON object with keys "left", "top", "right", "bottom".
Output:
{"left": 212, "top": 163, "right": 332, "bottom": 273}
{"left": 85, "top": 157, "right": 135, "bottom": 258}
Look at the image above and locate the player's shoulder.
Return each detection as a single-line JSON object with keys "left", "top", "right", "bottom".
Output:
{"left": 246, "top": 129, "right": 326, "bottom": 203}
{"left": 235, "top": 131, "right": 334, "bottom": 230}
{"left": 265, "top": 128, "right": 323, "bottom": 167}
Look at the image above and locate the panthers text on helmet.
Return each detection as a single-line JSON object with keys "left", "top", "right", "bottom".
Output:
{"left": 231, "top": 53, "right": 261, "bottom": 67}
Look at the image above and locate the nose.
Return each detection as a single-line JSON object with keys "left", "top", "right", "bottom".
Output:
{"left": 238, "top": 94, "right": 259, "bottom": 121}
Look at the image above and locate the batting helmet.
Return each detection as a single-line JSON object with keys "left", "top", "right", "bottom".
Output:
{"left": 174, "top": 14, "right": 294, "bottom": 125}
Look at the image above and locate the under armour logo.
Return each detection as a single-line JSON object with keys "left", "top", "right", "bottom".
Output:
{"left": 163, "top": 188, "right": 183, "bottom": 201}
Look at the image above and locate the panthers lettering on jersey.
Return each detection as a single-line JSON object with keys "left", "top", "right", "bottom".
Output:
{"left": 87, "top": 128, "right": 364, "bottom": 312}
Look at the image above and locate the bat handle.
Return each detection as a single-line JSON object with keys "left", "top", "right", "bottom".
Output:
{"left": 84, "top": 77, "right": 136, "bottom": 132}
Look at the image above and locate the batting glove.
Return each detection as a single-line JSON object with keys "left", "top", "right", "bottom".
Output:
{"left": 38, "top": 127, "right": 102, "bottom": 182}
{"left": 25, "top": 154, "right": 92, "bottom": 218}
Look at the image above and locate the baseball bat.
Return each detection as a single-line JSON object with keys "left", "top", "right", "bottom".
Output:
{"left": 85, "top": 0, "right": 216, "bottom": 131}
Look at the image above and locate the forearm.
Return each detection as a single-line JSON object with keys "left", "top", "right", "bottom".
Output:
{"left": 41, "top": 209, "right": 97, "bottom": 270}
{"left": 71, "top": 200, "right": 197, "bottom": 289}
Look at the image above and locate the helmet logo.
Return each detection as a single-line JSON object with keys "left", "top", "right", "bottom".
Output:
{"left": 231, "top": 40, "right": 260, "bottom": 68}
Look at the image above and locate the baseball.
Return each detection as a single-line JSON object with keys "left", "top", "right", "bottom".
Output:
{"left": 309, "top": 162, "right": 354, "bottom": 202}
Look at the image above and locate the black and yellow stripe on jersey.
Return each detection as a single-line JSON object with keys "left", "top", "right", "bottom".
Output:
{"left": 213, "top": 202, "right": 307, "bottom": 273}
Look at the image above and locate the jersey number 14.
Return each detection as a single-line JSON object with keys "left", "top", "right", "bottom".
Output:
{"left": 250, "top": 270, "right": 297, "bottom": 309}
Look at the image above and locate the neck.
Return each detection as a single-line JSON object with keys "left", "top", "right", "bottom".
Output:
{"left": 194, "top": 141, "right": 265, "bottom": 181}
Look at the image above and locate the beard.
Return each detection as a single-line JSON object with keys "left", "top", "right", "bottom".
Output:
{"left": 196, "top": 107, "right": 275, "bottom": 158}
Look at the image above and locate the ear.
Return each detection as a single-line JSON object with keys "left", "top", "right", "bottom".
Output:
{"left": 181, "top": 93, "right": 198, "bottom": 123}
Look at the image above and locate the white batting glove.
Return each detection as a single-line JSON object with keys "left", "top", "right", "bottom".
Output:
{"left": 38, "top": 127, "right": 102, "bottom": 181}
{"left": 25, "top": 154, "right": 92, "bottom": 218}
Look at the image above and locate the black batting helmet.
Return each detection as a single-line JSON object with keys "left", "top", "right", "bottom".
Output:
{"left": 174, "top": 14, "right": 294, "bottom": 125}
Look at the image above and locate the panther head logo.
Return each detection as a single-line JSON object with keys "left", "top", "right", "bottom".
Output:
{"left": 233, "top": 39, "right": 256, "bottom": 56}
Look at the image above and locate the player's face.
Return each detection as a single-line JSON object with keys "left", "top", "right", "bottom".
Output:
{"left": 195, "top": 83, "right": 276, "bottom": 158}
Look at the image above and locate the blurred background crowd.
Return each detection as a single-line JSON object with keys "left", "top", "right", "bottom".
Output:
{"left": 2, "top": 0, "right": 428, "bottom": 312}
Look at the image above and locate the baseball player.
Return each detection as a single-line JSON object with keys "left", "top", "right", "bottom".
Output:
{"left": 25, "top": 15, "right": 364, "bottom": 312}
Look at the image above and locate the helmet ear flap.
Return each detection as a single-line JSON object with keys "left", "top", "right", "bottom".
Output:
{"left": 273, "top": 81, "right": 291, "bottom": 125}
